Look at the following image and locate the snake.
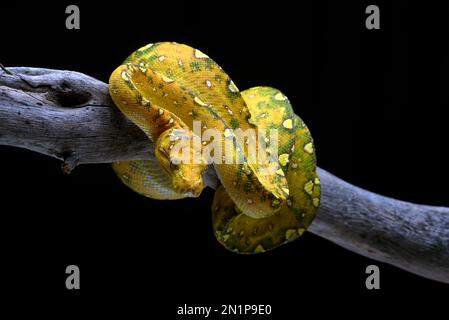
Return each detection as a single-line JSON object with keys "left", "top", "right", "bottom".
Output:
{"left": 109, "top": 42, "right": 320, "bottom": 254}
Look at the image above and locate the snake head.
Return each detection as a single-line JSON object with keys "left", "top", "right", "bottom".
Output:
{"left": 155, "top": 128, "right": 207, "bottom": 198}
{"left": 169, "top": 162, "right": 205, "bottom": 198}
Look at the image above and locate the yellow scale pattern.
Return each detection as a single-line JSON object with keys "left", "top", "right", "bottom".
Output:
{"left": 109, "top": 42, "right": 320, "bottom": 253}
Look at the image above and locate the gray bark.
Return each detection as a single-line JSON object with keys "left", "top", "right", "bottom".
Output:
{"left": 1, "top": 67, "right": 448, "bottom": 284}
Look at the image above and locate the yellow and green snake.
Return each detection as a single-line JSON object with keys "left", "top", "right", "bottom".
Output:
{"left": 109, "top": 42, "right": 320, "bottom": 254}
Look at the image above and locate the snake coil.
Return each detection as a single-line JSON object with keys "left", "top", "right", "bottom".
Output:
{"left": 109, "top": 42, "right": 320, "bottom": 253}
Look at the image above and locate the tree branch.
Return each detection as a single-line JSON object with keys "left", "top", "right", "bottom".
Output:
{"left": 1, "top": 67, "right": 448, "bottom": 284}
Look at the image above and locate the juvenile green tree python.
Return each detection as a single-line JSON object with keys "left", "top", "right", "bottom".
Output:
{"left": 109, "top": 42, "right": 320, "bottom": 253}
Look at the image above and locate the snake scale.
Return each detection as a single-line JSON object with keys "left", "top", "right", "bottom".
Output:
{"left": 109, "top": 42, "right": 320, "bottom": 253}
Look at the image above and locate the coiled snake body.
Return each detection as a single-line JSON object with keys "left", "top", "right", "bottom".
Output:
{"left": 109, "top": 42, "right": 320, "bottom": 253}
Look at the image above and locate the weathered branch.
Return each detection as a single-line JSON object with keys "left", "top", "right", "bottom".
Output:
{"left": 1, "top": 67, "right": 448, "bottom": 284}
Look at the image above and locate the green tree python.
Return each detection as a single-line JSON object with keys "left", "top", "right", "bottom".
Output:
{"left": 109, "top": 42, "right": 320, "bottom": 254}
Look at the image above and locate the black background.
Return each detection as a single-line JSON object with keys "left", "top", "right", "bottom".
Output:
{"left": 1, "top": 0, "right": 448, "bottom": 318}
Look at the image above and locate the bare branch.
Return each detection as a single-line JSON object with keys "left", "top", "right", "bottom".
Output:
{"left": 1, "top": 67, "right": 448, "bottom": 284}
